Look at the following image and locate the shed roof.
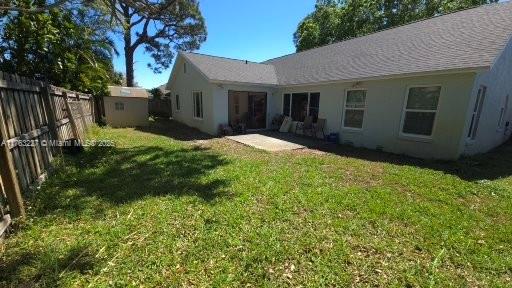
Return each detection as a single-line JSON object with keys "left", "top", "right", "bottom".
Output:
{"left": 108, "top": 86, "right": 149, "bottom": 98}
{"left": 179, "top": 2, "right": 512, "bottom": 86}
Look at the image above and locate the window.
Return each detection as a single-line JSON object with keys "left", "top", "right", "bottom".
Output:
{"left": 467, "top": 86, "right": 486, "bottom": 140}
{"left": 498, "top": 94, "right": 509, "bottom": 130}
{"left": 283, "top": 93, "right": 320, "bottom": 122}
{"left": 175, "top": 94, "right": 180, "bottom": 111}
{"left": 343, "top": 90, "right": 367, "bottom": 129}
{"left": 309, "top": 93, "right": 320, "bottom": 122}
{"left": 115, "top": 102, "right": 124, "bottom": 111}
{"left": 193, "top": 91, "right": 203, "bottom": 119}
{"left": 283, "top": 94, "right": 291, "bottom": 117}
{"left": 234, "top": 94, "right": 240, "bottom": 115}
{"left": 401, "top": 86, "right": 441, "bottom": 137}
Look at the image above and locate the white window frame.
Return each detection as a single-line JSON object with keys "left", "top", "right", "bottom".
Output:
{"left": 115, "top": 102, "right": 124, "bottom": 111}
{"left": 175, "top": 94, "right": 181, "bottom": 111}
{"left": 192, "top": 91, "right": 203, "bottom": 120}
{"left": 342, "top": 89, "right": 367, "bottom": 131}
{"left": 282, "top": 92, "right": 320, "bottom": 120}
{"left": 498, "top": 94, "right": 509, "bottom": 131}
{"left": 467, "top": 85, "right": 487, "bottom": 141}
{"left": 399, "top": 85, "right": 442, "bottom": 140}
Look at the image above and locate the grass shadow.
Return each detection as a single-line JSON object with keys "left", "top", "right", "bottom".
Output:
{"left": 0, "top": 244, "right": 95, "bottom": 287}
{"left": 261, "top": 130, "right": 512, "bottom": 181}
{"left": 136, "top": 117, "right": 218, "bottom": 142}
{"left": 31, "top": 140, "right": 231, "bottom": 218}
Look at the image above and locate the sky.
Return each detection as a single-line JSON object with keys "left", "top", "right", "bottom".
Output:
{"left": 112, "top": 0, "right": 316, "bottom": 89}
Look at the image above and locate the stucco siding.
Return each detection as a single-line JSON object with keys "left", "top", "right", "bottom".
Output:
{"left": 104, "top": 97, "right": 148, "bottom": 128}
{"left": 168, "top": 57, "right": 217, "bottom": 134}
{"left": 463, "top": 37, "right": 512, "bottom": 155}
{"left": 276, "top": 73, "right": 476, "bottom": 159}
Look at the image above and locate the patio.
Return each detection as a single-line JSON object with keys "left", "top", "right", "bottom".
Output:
{"left": 226, "top": 134, "right": 306, "bottom": 152}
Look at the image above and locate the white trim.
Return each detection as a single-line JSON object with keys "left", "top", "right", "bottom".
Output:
{"left": 279, "top": 68, "right": 486, "bottom": 88}
{"left": 342, "top": 88, "right": 367, "bottom": 131}
{"left": 175, "top": 94, "right": 181, "bottom": 111}
{"left": 192, "top": 90, "right": 203, "bottom": 120}
{"left": 497, "top": 94, "right": 509, "bottom": 131}
{"left": 399, "top": 85, "right": 442, "bottom": 140}
{"left": 466, "top": 85, "right": 487, "bottom": 141}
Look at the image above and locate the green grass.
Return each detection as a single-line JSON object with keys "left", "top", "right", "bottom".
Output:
{"left": 1, "top": 119, "right": 511, "bottom": 287}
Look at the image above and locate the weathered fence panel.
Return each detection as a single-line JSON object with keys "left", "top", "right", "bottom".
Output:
{"left": 0, "top": 72, "right": 95, "bottom": 234}
{"left": 149, "top": 98, "right": 172, "bottom": 118}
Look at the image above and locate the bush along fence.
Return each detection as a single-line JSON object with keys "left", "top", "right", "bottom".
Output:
{"left": 0, "top": 71, "right": 95, "bottom": 237}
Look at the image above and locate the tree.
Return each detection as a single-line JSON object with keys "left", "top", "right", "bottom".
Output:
{"left": 114, "top": 0, "right": 206, "bottom": 87}
{"left": 0, "top": 0, "right": 121, "bottom": 95}
{"left": 149, "top": 87, "right": 164, "bottom": 100}
{"left": 294, "top": 0, "right": 499, "bottom": 52}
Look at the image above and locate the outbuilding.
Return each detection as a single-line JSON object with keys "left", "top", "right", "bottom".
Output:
{"left": 104, "top": 86, "right": 149, "bottom": 127}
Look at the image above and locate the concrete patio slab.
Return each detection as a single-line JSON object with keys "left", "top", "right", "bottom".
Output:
{"left": 226, "top": 134, "right": 306, "bottom": 152}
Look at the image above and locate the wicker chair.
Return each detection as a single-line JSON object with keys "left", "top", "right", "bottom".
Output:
{"left": 305, "top": 118, "right": 326, "bottom": 139}
{"left": 295, "top": 116, "right": 313, "bottom": 135}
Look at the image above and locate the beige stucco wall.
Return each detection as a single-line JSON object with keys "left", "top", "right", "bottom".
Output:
{"left": 104, "top": 96, "right": 148, "bottom": 128}
{"left": 463, "top": 37, "right": 512, "bottom": 155}
{"left": 167, "top": 56, "right": 217, "bottom": 134}
{"left": 276, "top": 73, "right": 476, "bottom": 159}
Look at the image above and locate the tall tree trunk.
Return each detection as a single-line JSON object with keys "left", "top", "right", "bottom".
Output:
{"left": 125, "top": 46, "right": 134, "bottom": 87}
{"left": 123, "top": 5, "right": 135, "bottom": 87}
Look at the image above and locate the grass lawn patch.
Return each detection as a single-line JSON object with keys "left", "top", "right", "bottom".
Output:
{"left": 1, "top": 119, "right": 511, "bottom": 287}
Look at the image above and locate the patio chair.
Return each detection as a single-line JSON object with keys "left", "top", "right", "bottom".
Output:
{"left": 295, "top": 116, "right": 313, "bottom": 135}
{"left": 305, "top": 118, "right": 326, "bottom": 139}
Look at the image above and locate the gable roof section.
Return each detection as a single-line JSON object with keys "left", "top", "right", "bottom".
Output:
{"left": 181, "top": 52, "right": 278, "bottom": 85}
{"left": 173, "top": 2, "right": 512, "bottom": 87}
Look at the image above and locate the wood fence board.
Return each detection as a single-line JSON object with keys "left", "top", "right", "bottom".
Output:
{"left": 0, "top": 72, "right": 94, "bottom": 226}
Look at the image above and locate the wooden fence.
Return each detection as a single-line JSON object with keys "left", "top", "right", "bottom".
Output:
{"left": 149, "top": 98, "right": 172, "bottom": 118}
{"left": 0, "top": 72, "right": 95, "bottom": 236}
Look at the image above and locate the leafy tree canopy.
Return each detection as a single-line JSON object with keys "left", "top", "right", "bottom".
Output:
{"left": 0, "top": 0, "right": 122, "bottom": 95}
{"left": 294, "top": 0, "right": 499, "bottom": 52}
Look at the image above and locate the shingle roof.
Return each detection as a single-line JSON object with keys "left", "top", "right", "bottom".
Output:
{"left": 181, "top": 2, "right": 512, "bottom": 86}
{"left": 181, "top": 52, "right": 278, "bottom": 85}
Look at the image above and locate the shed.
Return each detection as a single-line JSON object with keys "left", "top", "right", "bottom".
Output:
{"left": 105, "top": 86, "right": 149, "bottom": 127}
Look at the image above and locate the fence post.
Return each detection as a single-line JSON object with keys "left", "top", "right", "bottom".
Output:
{"left": 0, "top": 100, "right": 25, "bottom": 219}
{"left": 90, "top": 96, "right": 97, "bottom": 124}
{"left": 41, "top": 84, "right": 59, "bottom": 143}
{"left": 62, "top": 92, "right": 81, "bottom": 141}
{"left": 76, "top": 94, "right": 88, "bottom": 135}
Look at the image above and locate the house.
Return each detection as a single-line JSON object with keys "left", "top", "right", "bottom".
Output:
{"left": 105, "top": 86, "right": 149, "bottom": 127}
{"left": 166, "top": 2, "right": 512, "bottom": 159}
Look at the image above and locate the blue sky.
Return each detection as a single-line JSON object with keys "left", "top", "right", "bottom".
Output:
{"left": 112, "top": 0, "right": 316, "bottom": 89}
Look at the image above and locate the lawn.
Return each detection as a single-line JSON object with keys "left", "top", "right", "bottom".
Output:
{"left": 1, "top": 119, "right": 511, "bottom": 287}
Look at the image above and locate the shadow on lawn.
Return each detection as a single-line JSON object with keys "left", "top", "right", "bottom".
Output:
{"left": 137, "top": 117, "right": 218, "bottom": 142}
{"left": 138, "top": 118, "right": 512, "bottom": 182}
{"left": 261, "top": 130, "right": 512, "bottom": 182}
{"left": 31, "top": 143, "right": 231, "bottom": 217}
{"left": 0, "top": 243, "right": 95, "bottom": 287}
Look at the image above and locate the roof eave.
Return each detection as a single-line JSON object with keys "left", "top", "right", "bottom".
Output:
{"left": 278, "top": 66, "right": 489, "bottom": 88}
{"left": 210, "top": 79, "right": 279, "bottom": 88}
